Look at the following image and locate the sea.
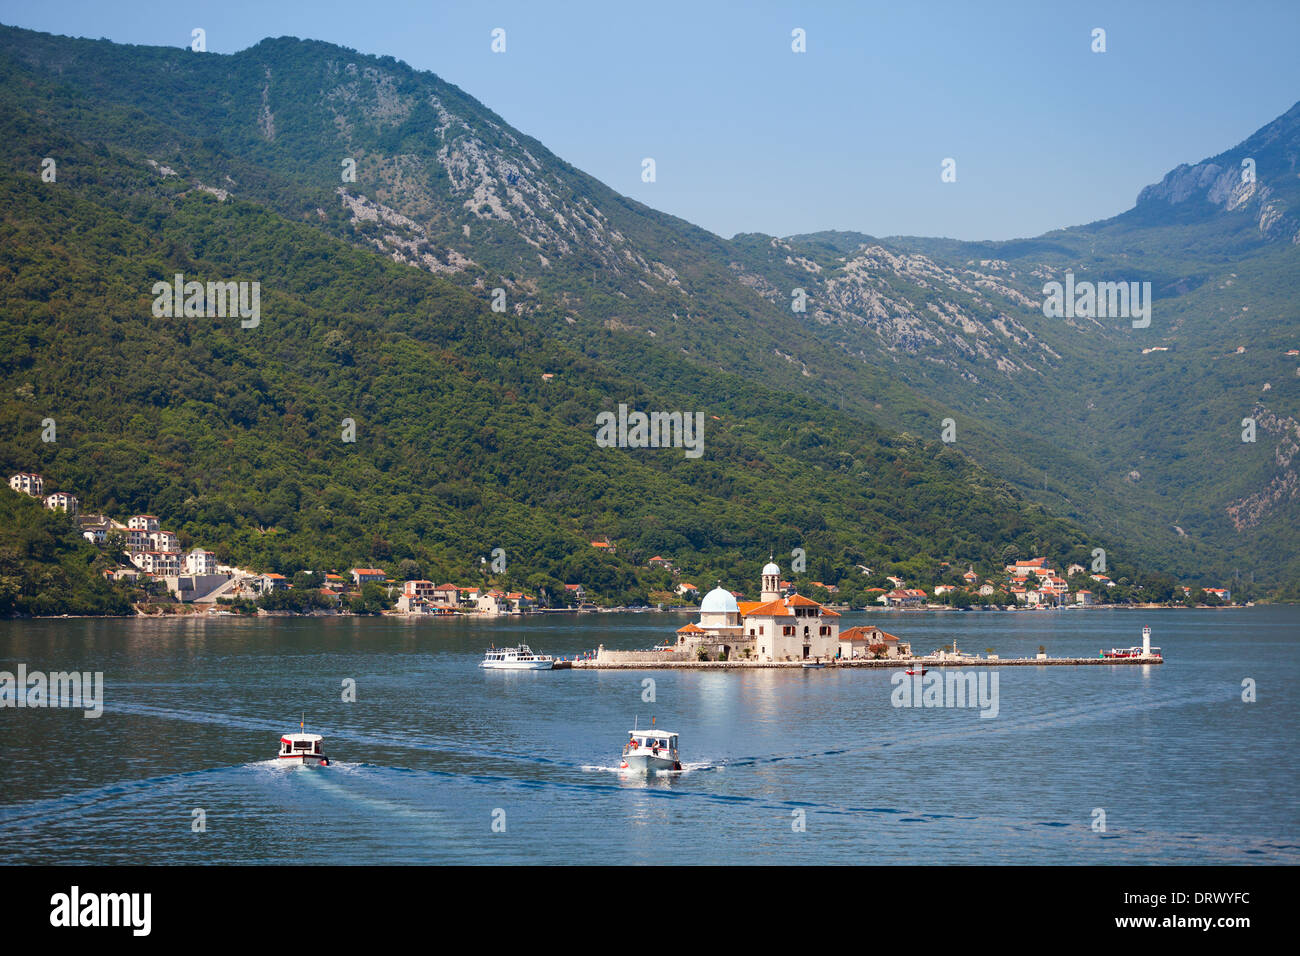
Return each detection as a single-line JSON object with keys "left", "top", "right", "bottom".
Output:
{"left": 1, "top": 607, "right": 1296, "bottom": 864}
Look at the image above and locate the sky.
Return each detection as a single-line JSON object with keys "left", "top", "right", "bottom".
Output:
{"left": 2, "top": 0, "right": 1298, "bottom": 241}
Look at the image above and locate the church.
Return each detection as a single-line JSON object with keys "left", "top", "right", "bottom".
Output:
{"left": 674, "top": 559, "right": 840, "bottom": 662}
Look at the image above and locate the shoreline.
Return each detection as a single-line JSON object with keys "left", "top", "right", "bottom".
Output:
{"left": 2, "top": 602, "right": 1263, "bottom": 621}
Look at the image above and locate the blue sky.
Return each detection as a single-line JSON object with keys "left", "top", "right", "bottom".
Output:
{"left": 2, "top": 0, "right": 1297, "bottom": 241}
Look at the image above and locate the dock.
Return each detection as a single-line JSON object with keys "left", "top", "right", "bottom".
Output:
{"left": 564, "top": 656, "right": 1161, "bottom": 670}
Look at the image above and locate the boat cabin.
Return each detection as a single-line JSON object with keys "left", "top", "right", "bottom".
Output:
{"left": 626, "top": 730, "right": 678, "bottom": 754}
{"left": 279, "top": 732, "right": 324, "bottom": 757}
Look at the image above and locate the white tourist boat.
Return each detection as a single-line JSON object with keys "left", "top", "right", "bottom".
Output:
{"left": 1101, "top": 625, "right": 1162, "bottom": 660}
{"left": 278, "top": 717, "right": 329, "bottom": 766}
{"left": 620, "top": 722, "right": 681, "bottom": 773}
{"left": 479, "top": 644, "right": 554, "bottom": 670}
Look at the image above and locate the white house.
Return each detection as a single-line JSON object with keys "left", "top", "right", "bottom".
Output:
{"left": 476, "top": 590, "right": 507, "bottom": 614}
{"left": 402, "top": 580, "right": 437, "bottom": 601}
{"left": 9, "top": 473, "right": 44, "bottom": 496}
{"left": 44, "top": 492, "right": 78, "bottom": 515}
{"left": 184, "top": 549, "right": 217, "bottom": 575}
{"left": 1007, "top": 557, "right": 1052, "bottom": 576}
{"left": 503, "top": 592, "right": 534, "bottom": 612}
{"left": 131, "top": 551, "right": 180, "bottom": 576}
{"left": 128, "top": 515, "right": 160, "bottom": 532}
{"left": 149, "top": 530, "right": 179, "bottom": 553}
{"left": 880, "top": 588, "right": 927, "bottom": 608}
{"left": 255, "top": 573, "right": 289, "bottom": 594}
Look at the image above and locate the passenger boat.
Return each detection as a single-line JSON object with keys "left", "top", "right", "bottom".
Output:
{"left": 480, "top": 644, "right": 554, "bottom": 670}
{"left": 1101, "top": 625, "right": 1161, "bottom": 659}
{"left": 905, "top": 668, "right": 928, "bottom": 676}
{"left": 1101, "top": 645, "right": 1161, "bottom": 659}
{"left": 620, "top": 721, "right": 681, "bottom": 773}
{"left": 279, "top": 716, "right": 328, "bottom": 766}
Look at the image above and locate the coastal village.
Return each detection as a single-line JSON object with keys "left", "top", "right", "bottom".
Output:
{"left": 9, "top": 470, "right": 1236, "bottom": 617}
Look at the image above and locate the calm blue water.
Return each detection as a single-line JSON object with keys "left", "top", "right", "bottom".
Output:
{"left": 1, "top": 607, "right": 1296, "bottom": 864}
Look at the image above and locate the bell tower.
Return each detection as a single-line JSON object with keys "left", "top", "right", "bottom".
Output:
{"left": 761, "top": 557, "right": 781, "bottom": 603}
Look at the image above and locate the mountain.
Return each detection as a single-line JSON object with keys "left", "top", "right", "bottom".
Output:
{"left": 0, "top": 24, "right": 1294, "bottom": 599}
{"left": 0, "top": 26, "right": 1108, "bottom": 606}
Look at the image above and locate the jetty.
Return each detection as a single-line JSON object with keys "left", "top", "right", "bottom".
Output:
{"left": 565, "top": 655, "right": 1161, "bottom": 670}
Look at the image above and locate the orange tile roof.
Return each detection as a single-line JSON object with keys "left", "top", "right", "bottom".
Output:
{"left": 740, "top": 599, "right": 790, "bottom": 616}
{"left": 738, "top": 594, "right": 841, "bottom": 618}
{"left": 840, "top": 626, "right": 900, "bottom": 642}
{"left": 677, "top": 623, "right": 705, "bottom": 633}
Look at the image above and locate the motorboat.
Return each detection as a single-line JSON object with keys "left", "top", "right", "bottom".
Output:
{"left": 1102, "top": 645, "right": 1161, "bottom": 659}
{"left": 620, "top": 722, "right": 681, "bottom": 773}
{"left": 1101, "top": 625, "right": 1161, "bottom": 659}
{"left": 279, "top": 716, "right": 328, "bottom": 766}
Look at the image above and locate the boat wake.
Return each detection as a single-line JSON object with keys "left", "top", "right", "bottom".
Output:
{"left": 581, "top": 760, "right": 710, "bottom": 775}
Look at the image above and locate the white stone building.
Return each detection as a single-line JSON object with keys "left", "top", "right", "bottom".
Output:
{"left": 150, "top": 530, "right": 179, "bottom": 552}
{"left": 673, "top": 560, "right": 840, "bottom": 662}
{"left": 44, "top": 492, "right": 78, "bottom": 515}
{"left": 131, "top": 551, "right": 180, "bottom": 576}
{"left": 9, "top": 473, "right": 44, "bottom": 496}
{"left": 185, "top": 549, "right": 217, "bottom": 575}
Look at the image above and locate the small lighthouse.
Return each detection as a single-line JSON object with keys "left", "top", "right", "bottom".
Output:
{"left": 1142, "top": 626, "right": 1151, "bottom": 657}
